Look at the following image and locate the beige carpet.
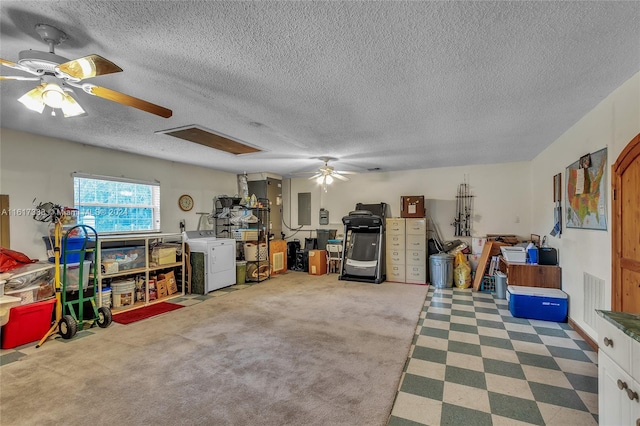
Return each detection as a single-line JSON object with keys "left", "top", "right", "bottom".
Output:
{"left": 0, "top": 272, "right": 428, "bottom": 426}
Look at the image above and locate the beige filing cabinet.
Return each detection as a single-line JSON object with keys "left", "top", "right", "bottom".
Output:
{"left": 385, "top": 218, "right": 405, "bottom": 282}
{"left": 405, "top": 218, "right": 427, "bottom": 284}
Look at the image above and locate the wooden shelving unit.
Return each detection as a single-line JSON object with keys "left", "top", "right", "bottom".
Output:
{"left": 94, "top": 232, "right": 185, "bottom": 314}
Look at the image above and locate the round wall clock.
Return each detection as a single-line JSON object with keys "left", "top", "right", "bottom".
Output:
{"left": 178, "top": 194, "right": 194, "bottom": 211}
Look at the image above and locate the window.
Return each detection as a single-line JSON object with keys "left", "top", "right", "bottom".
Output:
{"left": 73, "top": 173, "right": 160, "bottom": 234}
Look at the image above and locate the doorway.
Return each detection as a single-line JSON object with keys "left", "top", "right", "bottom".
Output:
{"left": 611, "top": 133, "right": 640, "bottom": 312}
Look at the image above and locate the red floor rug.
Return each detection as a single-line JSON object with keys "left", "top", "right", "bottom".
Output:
{"left": 112, "top": 302, "right": 184, "bottom": 325}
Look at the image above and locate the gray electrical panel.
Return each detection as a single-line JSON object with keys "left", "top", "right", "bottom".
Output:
{"left": 319, "top": 208, "right": 329, "bottom": 225}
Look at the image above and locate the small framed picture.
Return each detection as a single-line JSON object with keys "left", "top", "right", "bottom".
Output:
{"left": 553, "top": 173, "right": 562, "bottom": 202}
{"left": 580, "top": 153, "right": 591, "bottom": 169}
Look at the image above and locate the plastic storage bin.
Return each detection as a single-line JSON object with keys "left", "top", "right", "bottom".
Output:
{"left": 59, "top": 260, "right": 92, "bottom": 291}
{"left": 232, "top": 229, "right": 259, "bottom": 241}
{"left": 1, "top": 298, "right": 55, "bottom": 349}
{"left": 244, "top": 242, "right": 267, "bottom": 261}
{"left": 506, "top": 285, "right": 568, "bottom": 322}
{"left": 0, "top": 294, "right": 21, "bottom": 326}
{"left": 3, "top": 263, "right": 55, "bottom": 305}
{"left": 100, "top": 246, "right": 145, "bottom": 271}
{"left": 42, "top": 236, "right": 88, "bottom": 263}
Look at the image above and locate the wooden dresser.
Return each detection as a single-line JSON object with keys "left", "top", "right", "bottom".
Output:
{"left": 498, "top": 257, "right": 561, "bottom": 289}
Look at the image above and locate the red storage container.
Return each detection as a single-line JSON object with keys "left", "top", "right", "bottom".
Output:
{"left": 1, "top": 298, "right": 55, "bottom": 349}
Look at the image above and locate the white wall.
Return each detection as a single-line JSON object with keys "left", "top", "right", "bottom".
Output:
{"left": 285, "top": 161, "right": 533, "bottom": 243}
{"left": 0, "top": 128, "right": 238, "bottom": 258}
{"left": 530, "top": 71, "right": 640, "bottom": 339}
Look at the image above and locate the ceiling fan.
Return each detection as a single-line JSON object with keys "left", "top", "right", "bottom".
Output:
{"left": 0, "top": 24, "right": 172, "bottom": 118}
{"left": 308, "top": 157, "right": 355, "bottom": 192}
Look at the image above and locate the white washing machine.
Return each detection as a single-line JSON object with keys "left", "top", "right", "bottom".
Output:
{"left": 184, "top": 231, "right": 236, "bottom": 293}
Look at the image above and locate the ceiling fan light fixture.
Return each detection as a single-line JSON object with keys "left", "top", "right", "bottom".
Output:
{"left": 41, "top": 82, "right": 65, "bottom": 108}
{"left": 17, "top": 82, "right": 86, "bottom": 117}
{"left": 60, "top": 92, "right": 86, "bottom": 117}
{"left": 325, "top": 175, "right": 334, "bottom": 185}
{"left": 316, "top": 175, "right": 325, "bottom": 184}
{"left": 17, "top": 84, "right": 46, "bottom": 113}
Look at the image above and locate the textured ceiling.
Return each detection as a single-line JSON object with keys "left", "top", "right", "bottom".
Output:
{"left": 1, "top": 1, "right": 639, "bottom": 177}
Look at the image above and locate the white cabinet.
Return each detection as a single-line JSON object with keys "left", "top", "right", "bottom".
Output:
{"left": 597, "top": 313, "right": 640, "bottom": 426}
{"left": 95, "top": 233, "right": 185, "bottom": 313}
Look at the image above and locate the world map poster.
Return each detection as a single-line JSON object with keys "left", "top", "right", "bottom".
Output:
{"left": 565, "top": 147, "right": 607, "bottom": 230}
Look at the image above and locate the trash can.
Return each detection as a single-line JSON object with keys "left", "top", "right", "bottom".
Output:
{"left": 494, "top": 271, "right": 507, "bottom": 299}
{"left": 236, "top": 261, "right": 247, "bottom": 285}
{"left": 316, "top": 229, "right": 337, "bottom": 251}
{"left": 429, "top": 253, "right": 454, "bottom": 288}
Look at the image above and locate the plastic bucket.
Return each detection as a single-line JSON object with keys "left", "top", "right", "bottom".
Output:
{"left": 111, "top": 279, "right": 135, "bottom": 308}
{"left": 236, "top": 261, "right": 247, "bottom": 285}
{"left": 429, "top": 253, "right": 454, "bottom": 288}
{"left": 99, "top": 287, "right": 112, "bottom": 309}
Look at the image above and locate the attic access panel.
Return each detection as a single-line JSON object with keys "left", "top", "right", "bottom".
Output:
{"left": 156, "top": 125, "right": 261, "bottom": 155}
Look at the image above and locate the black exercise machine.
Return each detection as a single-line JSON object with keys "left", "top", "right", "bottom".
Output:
{"left": 339, "top": 209, "right": 386, "bottom": 284}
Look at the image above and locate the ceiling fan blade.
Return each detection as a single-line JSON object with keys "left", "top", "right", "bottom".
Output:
{"left": 57, "top": 55, "right": 123, "bottom": 80}
{"left": 308, "top": 173, "right": 322, "bottom": 180}
{"left": 332, "top": 173, "right": 349, "bottom": 181}
{"left": 1, "top": 57, "right": 41, "bottom": 76}
{"left": 335, "top": 170, "right": 357, "bottom": 175}
{"left": 0, "top": 58, "right": 17, "bottom": 68}
{"left": 84, "top": 84, "right": 172, "bottom": 118}
{"left": 0, "top": 75, "right": 41, "bottom": 81}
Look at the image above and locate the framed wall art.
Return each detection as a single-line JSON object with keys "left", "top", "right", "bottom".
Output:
{"left": 565, "top": 147, "right": 607, "bottom": 230}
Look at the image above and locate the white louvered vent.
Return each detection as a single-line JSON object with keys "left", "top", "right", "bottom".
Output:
{"left": 584, "top": 272, "right": 605, "bottom": 329}
{"left": 273, "top": 252, "right": 284, "bottom": 272}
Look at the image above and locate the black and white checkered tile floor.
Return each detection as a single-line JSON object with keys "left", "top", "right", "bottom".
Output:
{"left": 389, "top": 286, "right": 598, "bottom": 426}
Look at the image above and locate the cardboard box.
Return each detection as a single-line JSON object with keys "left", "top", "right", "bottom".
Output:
{"left": 152, "top": 246, "right": 177, "bottom": 265}
{"left": 159, "top": 271, "right": 178, "bottom": 295}
{"left": 308, "top": 249, "right": 327, "bottom": 275}
{"left": 401, "top": 196, "right": 425, "bottom": 218}
{"left": 157, "top": 278, "right": 168, "bottom": 299}
{"left": 101, "top": 260, "right": 119, "bottom": 274}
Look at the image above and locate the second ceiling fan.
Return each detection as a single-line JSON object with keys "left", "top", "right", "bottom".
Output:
{"left": 0, "top": 24, "right": 172, "bottom": 118}
{"left": 309, "top": 157, "right": 355, "bottom": 192}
